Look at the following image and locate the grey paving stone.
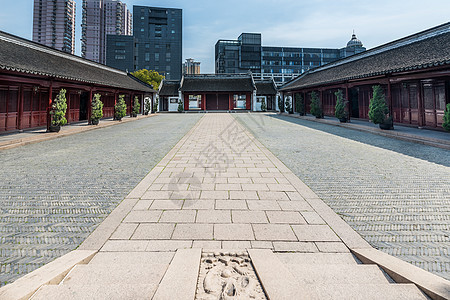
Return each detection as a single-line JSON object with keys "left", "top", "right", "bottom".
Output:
{"left": 273, "top": 242, "right": 318, "bottom": 252}
{"left": 277, "top": 200, "right": 313, "bottom": 211}
{"left": 215, "top": 200, "right": 248, "bottom": 210}
{"left": 101, "top": 240, "right": 149, "bottom": 252}
{"left": 89, "top": 252, "right": 175, "bottom": 265}
{"left": 266, "top": 211, "right": 307, "bottom": 224}
{"left": 222, "top": 241, "right": 252, "bottom": 249}
{"left": 131, "top": 224, "right": 175, "bottom": 240}
{"left": 132, "top": 200, "right": 153, "bottom": 210}
{"left": 159, "top": 210, "right": 196, "bottom": 223}
{"left": 315, "top": 242, "right": 350, "bottom": 253}
{"left": 252, "top": 224, "right": 298, "bottom": 241}
{"left": 183, "top": 200, "right": 215, "bottom": 210}
{"left": 276, "top": 253, "right": 358, "bottom": 265}
{"left": 301, "top": 211, "right": 326, "bottom": 224}
{"left": 214, "top": 224, "right": 255, "bottom": 240}
{"left": 196, "top": 210, "right": 231, "bottom": 223}
{"left": 150, "top": 200, "right": 184, "bottom": 210}
{"left": 146, "top": 240, "right": 192, "bottom": 252}
{"left": 292, "top": 225, "right": 341, "bottom": 242}
{"left": 123, "top": 210, "right": 162, "bottom": 223}
{"left": 247, "top": 200, "right": 281, "bottom": 211}
{"left": 232, "top": 210, "right": 268, "bottom": 223}
{"left": 171, "top": 224, "right": 213, "bottom": 240}
{"left": 110, "top": 224, "right": 138, "bottom": 240}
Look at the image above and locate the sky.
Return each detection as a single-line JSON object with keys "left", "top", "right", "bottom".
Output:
{"left": 0, "top": 0, "right": 449, "bottom": 73}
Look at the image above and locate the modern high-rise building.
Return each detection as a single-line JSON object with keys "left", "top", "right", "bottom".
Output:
{"left": 81, "top": 0, "right": 132, "bottom": 64}
{"left": 133, "top": 6, "right": 182, "bottom": 80}
{"left": 215, "top": 32, "right": 366, "bottom": 85}
{"left": 32, "top": 0, "right": 76, "bottom": 54}
{"left": 183, "top": 58, "right": 201, "bottom": 75}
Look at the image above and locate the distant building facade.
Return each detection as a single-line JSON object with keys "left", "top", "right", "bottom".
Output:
{"left": 32, "top": 0, "right": 76, "bottom": 54}
{"left": 215, "top": 32, "right": 366, "bottom": 85}
{"left": 133, "top": 6, "right": 182, "bottom": 80}
{"left": 106, "top": 35, "right": 134, "bottom": 71}
{"left": 81, "top": 0, "right": 132, "bottom": 64}
{"left": 183, "top": 58, "right": 201, "bottom": 74}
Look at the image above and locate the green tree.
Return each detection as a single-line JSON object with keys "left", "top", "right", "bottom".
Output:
{"left": 130, "top": 69, "right": 164, "bottom": 89}
{"left": 177, "top": 99, "right": 183, "bottom": 112}
{"left": 132, "top": 96, "right": 140, "bottom": 117}
{"left": 278, "top": 95, "right": 284, "bottom": 112}
{"left": 144, "top": 97, "right": 151, "bottom": 114}
{"left": 115, "top": 95, "right": 127, "bottom": 120}
{"left": 261, "top": 98, "right": 267, "bottom": 112}
{"left": 51, "top": 89, "right": 67, "bottom": 126}
{"left": 443, "top": 103, "right": 450, "bottom": 131}
{"left": 310, "top": 91, "right": 322, "bottom": 118}
{"left": 91, "top": 93, "right": 103, "bottom": 121}
{"left": 368, "top": 85, "right": 389, "bottom": 124}
{"left": 334, "top": 90, "right": 347, "bottom": 120}
{"left": 285, "top": 97, "right": 291, "bottom": 112}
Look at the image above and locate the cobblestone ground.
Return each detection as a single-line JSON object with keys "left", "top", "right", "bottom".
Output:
{"left": 0, "top": 114, "right": 202, "bottom": 286}
{"left": 235, "top": 113, "right": 450, "bottom": 280}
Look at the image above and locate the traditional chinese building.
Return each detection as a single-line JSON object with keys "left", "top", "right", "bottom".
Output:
{"left": 0, "top": 31, "right": 155, "bottom": 133}
{"left": 279, "top": 22, "right": 450, "bottom": 130}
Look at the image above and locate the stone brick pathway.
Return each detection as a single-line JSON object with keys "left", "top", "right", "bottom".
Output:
{"left": 0, "top": 114, "right": 202, "bottom": 286}
{"left": 235, "top": 113, "right": 450, "bottom": 280}
{"left": 101, "top": 113, "right": 349, "bottom": 252}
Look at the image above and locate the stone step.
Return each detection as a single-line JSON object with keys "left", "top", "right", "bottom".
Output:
{"left": 31, "top": 284, "right": 155, "bottom": 300}
{"left": 276, "top": 252, "right": 359, "bottom": 265}
{"left": 87, "top": 251, "right": 175, "bottom": 266}
{"left": 313, "top": 283, "right": 427, "bottom": 300}
{"left": 60, "top": 263, "right": 169, "bottom": 286}
{"left": 288, "top": 263, "right": 390, "bottom": 285}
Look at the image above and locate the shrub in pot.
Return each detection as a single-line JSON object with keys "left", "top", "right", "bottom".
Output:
{"left": 278, "top": 95, "right": 284, "bottom": 113}
{"left": 285, "top": 97, "right": 292, "bottom": 113}
{"left": 144, "top": 97, "right": 151, "bottom": 115}
{"left": 310, "top": 91, "right": 323, "bottom": 118}
{"left": 177, "top": 99, "right": 183, "bottom": 112}
{"left": 115, "top": 95, "right": 127, "bottom": 121}
{"left": 152, "top": 97, "right": 159, "bottom": 113}
{"left": 368, "top": 85, "right": 393, "bottom": 130}
{"left": 91, "top": 93, "right": 103, "bottom": 125}
{"left": 334, "top": 90, "right": 348, "bottom": 122}
{"left": 49, "top": 89, "right": 68, "bottom": 132}
{"left": 131, "top": 96, "right": 140, "bottom": 117}
{"left": 295, "top": 93, "right": 305, "bottom": 116}
{"left": 261, "top": 98, "right": 267, "bottom": 112}
{"left": 443, "top": 103, "right": 450, "bottom": 132}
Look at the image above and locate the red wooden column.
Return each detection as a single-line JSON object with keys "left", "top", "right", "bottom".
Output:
{"left": 246, "top": 93, "right": 251, "bottom": 110}
{"left": 184, "top": 94, "right": 189, "bottom": 111}
{"left": 46, "top": 80, "right": 53, "bottom": 132}
{"left": 319, "top": 90, "right": 324, "bottom": 117}
{"left": 303, "top": 92, "right": 306, "bottom": 114}
{"left": 88, "top": 88, "right": 93, "bottom": 124}
{"left": 345, "top": 85, "right": 351, "bottom": 121}
{"left": 66, "top": 91, "right": 71, "bottom": 123}
{"left": 18, "top": 85, "right": 24, "bottom": 130}
{"left": 417, "top": 80, "right": 424, "bottom": 127}
{"left": 202, "top": 93, "right": 206, "bottom": 111}
{"left": 228, "top": 93, "right": 233, "bottom": 111}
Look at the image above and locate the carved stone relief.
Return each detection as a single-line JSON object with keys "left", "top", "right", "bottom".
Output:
{"left": 196, "top": 251, "right": 267, "bottom": 300}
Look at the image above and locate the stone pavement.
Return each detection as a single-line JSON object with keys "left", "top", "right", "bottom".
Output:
{"left": 0, "top": 114, "right": 202, "bottom": 286}
{"left": 235, "top": 113, "right": 450, "bottom": 281}
{"left": 0, "top": 113, "right": 448, "bottom": 299}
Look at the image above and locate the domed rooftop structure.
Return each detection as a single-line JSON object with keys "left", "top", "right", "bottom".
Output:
{"left": 347, "top": 32, "right": 363, "bottom": 48}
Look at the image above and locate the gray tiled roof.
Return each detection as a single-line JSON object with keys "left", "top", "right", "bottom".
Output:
{"left": 159, "top": 80, "right": 180, "bottom": 96}
{"left": 255, "top": 80, "right": 277, "bottom": 95}
{"left": 281, "top": 24, "right": 450, "bottom": 91}
{"left": 180, "top": 74, "right": 255, "bottom": 92}
{"left": 0, "top": 31, "right": 155, "bottom": 93}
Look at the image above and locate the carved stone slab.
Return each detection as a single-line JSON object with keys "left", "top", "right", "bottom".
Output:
{"left": 196, "top": 251, "right": 267, "bottom": 300}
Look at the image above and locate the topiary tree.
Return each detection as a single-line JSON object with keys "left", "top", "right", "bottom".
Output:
{"left": 310, "top": 91, "right": 322, "bottom": 118}
{"left": 115, "top": 95, "right": 127, "bottom": 120}
{"left": 50, "top": 89, "right": 67, "bottom": 126}
{"left": 368, "top": 85, "right": 389, "bottom": 124}
{"left": 177, "top": 99, "right": 183, "bottom": 113}
{"left": 443, "top": 103, "right": 450, "bottom": 131}
{"left": 285, "top": 96, "right": 291, "bottom": 113}
{"left": 144, "top": 97, "right": 151, "bottom": 115}
{"left": 334, "top": 90, "right": 348, "bottom": 121}
{"left": 295, "top": 93, "right": 305, "bottom": 115}
{"left": 261, "top": 97, "right": 267, "bottom": 112}
{"left": 132, "top": 96, "right": 140, "bottom": 117}
{"left": 91, "top": 93, "right": 103, "bottom": 124}
{"left": 278, "top": 95, "right": 284, "bottom": 112}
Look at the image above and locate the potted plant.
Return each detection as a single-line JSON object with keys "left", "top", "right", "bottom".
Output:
{"left": 278, "top": 95, "right": 284, "bottom": 113}
{"left": 49, "top": 89, "right": 67, "bottom": 132}
{"left": 443, "top": 103, "right": 450, "bottom": 132}
{"left": 261, "top": 97, "right": 267, "bottom": 112}
{"left": 91, "top": 93, "right": 103, "bottom": 125}
{"left": 144, "top": 97, "right": 151, "bottom": 115}
{"left": 334, "top": 90, "right": 348, "bottom": 122}
{"left": 131, "top": 96, "right": 140, "bottom": 117}
{"left": 368, "top": 85, "right": 393, "bottom": 130}
{"left": 310, "top": 91, "right": 323, "bottom": 118}
{"left": 115, "top": 95, "right": 127, "bottom": 121}
{"left": 177, "top": 99, "right": 183, "bottom": 113}
{"left": 285, "top": 97, "right": 292, "bottom": 114}
{"left": 153, "top": 97, "right": 159, "bottom": 113}
{"left": 295, "top": 94, "right": 305, "bottom": 116}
